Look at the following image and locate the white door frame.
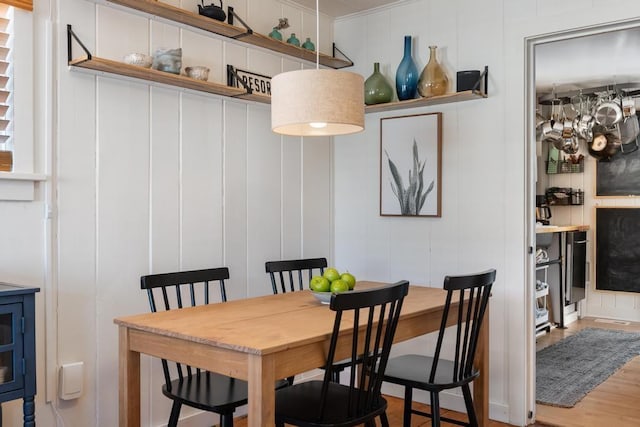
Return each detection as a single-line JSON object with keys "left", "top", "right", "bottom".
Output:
{"left": 524, "top": 18, "right": 640, "bottom": 424}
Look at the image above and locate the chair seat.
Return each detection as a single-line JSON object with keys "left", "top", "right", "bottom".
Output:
{"left": 384, "top": 354, "right": 479, "bottom": 391}
{"left": 163, "top": 372, "right": 290, "bottom": 413}
{"left": 275, "top": 381, "right": 388, "bottom": 427}
{"left": 162, "top": 372, "right": 248, "bottom": 413}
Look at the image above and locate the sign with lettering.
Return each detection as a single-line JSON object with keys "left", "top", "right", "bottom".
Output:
{"left": 227, "top": 65, "right": 271, "bottom": 96}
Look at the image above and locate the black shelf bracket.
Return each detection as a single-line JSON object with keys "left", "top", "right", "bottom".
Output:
{"left": 226, "top": 65, "right": 253, "bottom": 95}
{"left": 227, "top": 6, "right": 253, "bottom": 39}
{"left": 67, "top": 24, "right": 92, "bottom": 63}
{"left": 332, "top": 43, "right": 354, "bottom": 67}
{"left": 471, "top": 65, "right": 489, "bottom": 96}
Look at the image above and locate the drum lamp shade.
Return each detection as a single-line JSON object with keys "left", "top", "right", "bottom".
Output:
{"left": 271, "top": 69, "right": 365, "bottom": 137}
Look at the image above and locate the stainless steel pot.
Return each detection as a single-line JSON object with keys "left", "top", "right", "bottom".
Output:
{"left": 542, "top": 120, "right": 563, "bottom": 145}
{"left": 573, "top": 113, "right": 595, "bottom": 141}
{"left": 618, "top": 116, "right": 640, "bottom": 145}
{"left": 594, "top": 97, "right": 623, "bottom": 127}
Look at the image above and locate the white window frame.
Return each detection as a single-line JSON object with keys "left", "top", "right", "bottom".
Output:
{"left": 0, "top": 7, "right": 46, "bottom": 201}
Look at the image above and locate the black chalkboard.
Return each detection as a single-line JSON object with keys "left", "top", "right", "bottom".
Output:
{"left": 596, "top": 143, "right": 640, "bottom": 196}
{"left": 596, "top": 208, "right": 640, "bottom": 293}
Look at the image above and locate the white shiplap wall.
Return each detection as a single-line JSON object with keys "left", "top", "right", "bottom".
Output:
{"left": 51, "top": 0, "right": 333, "bottom": 426}
{"left": 333, "top": 0, "right": 640, "bottom": 425}
{"left": 5, "top": 0, "right": 640, "bottom": 426}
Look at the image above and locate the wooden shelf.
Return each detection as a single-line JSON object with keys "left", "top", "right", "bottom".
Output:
{"left": 365, "top": 90, "right": 486, "bottom": 114}
{"left": 69, "top": 55, "right": 271, "bottom": 104}
{"left": 102, "top": 0, "right": 352, "bottom": 69}
{"left": 69, "top": 57, "right": 489, "bottom": 113}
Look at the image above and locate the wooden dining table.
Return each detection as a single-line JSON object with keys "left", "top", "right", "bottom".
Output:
{"left": 115, "top": 281, "right": 489, "bottom": 427}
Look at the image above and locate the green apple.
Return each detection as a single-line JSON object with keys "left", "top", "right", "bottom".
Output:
{"left": 323, "top": 267, "right": 341, "bottom": 283}
{"left": 310, "top": 275, "right": 330, "bottom": 292}
{"left": 340, "top": 272, "right": 356, "bottom": 290}
{"left": 330, "top": 279, "right": 349, "bottom": 293}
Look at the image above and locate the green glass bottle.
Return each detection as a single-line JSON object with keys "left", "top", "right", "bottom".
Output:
{"left": 286, "top": 33, "right": 300, "bottom": 47}
{"left": 302, "top": 37, "right": 315, "bottom": 51}
{"left": 364, "top": 62, "right": 393, "bottom": 105}
{"left": 268, "top": 27, "right": 283, "bottom": 41}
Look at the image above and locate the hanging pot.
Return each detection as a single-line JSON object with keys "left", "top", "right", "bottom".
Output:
{"left": 556, "top": 136, "right": 578, "bottom": 154}
{"left": 573, "top": 113, "right": 595, "bottom": 141}
{"left": 594, "top": 96, "right": 623, "bottom": 127}
{"left": 543, "top": 120, "right": 563, "bottom": 146}
{"left": 617, "top": 115, "right": 640, "bottom": 145}
{"left": 622, "top": 96, "right": 637, "bottom": 118}
{"left": 588, "top": 124, "right": 621, "bottom": 161}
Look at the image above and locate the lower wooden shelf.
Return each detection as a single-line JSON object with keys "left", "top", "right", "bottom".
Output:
{"left": 69, "top": 56, "right": 271, "bottom": 104}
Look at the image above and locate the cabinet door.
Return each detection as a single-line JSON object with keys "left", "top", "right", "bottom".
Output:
{"left": 0, "top": 302, "right": 23, "bottom": 393}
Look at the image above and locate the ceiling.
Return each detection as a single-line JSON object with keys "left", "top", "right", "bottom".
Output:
{"left": 284, "top": 0, "right": 396, "bottom": 17}
{"left": 535, "top": 27, "right": 640, "bottom": 96}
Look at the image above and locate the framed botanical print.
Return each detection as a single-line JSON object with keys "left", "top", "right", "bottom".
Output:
{"left": 380, "top": 112, "right": 442, "bottom": 217}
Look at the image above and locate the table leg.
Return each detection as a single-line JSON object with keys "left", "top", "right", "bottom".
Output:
{"left": 119, "top": 326, "right": 141, "bottom": 427}
{"left": 23, "top": 396, "right": 35, "bottom": 427}
{"left": 247, "top": 353, "right": 276, "bottom": 427}
{"left": 474, "top": 303, "right": 490, "bottom": 427}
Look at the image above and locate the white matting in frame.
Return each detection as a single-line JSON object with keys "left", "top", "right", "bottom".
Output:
{"left": 380, "top": 112, "right": 442, "bottom": 217}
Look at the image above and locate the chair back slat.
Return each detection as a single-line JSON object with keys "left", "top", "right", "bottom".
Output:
{"left": 265, "top": 257, "right": 327, "bottom": 294}
{"left": 140, "top": 267, "right": 231, "bottom": 387}
{"left": 429, "top": 269, "right": 495, "bottom": 384}
{"left": 466, "top": 283, "right": 491, "bottom": 376}
{"left": 316, "top": 281, "right": 409, "bottom": 422}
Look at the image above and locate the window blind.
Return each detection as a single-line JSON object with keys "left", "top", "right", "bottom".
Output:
{"left": 0, "top": 1, "right": 30, "bottom": 12}
{"left": 0, "top": 4, "right": 10, "bottom": 171}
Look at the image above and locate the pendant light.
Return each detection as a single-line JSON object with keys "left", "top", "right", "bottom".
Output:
{"left": 270, "top": 0, "right": 364, "bottom": 137}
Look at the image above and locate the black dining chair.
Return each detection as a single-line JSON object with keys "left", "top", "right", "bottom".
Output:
{"left": 274, "top": 280, "right": 410, "bottom": 427}
{"left": 140, "top": 267, "right": 288, "bottom": 427}
{"left": 382, "top": 269, "right": 496, "bottom": 427}
{"left": 265, "top": 257, "right": 351, "bottom": 384}
{"left": 265, "top": 257, "right": 327, "bottom": 294}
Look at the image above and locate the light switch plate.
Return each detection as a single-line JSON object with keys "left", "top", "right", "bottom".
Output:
{"left": 59, "top": 362, "right": 83, "bottom": 400}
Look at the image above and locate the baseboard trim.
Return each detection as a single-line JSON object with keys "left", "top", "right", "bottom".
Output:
{"left": 381, "top": 383, "right": 509, "bottom": 424}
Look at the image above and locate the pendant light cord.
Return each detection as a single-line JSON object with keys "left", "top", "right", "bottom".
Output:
{"left": 316, "top": 0, "right": 319, "bottom": 69}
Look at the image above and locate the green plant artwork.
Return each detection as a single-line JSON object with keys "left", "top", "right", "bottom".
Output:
{"left": 385, "top": 139, "right": 434, "bottom": 215}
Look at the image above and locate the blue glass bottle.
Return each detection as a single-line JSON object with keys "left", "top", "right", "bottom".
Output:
{"left": 395, "top": 36, "right": 418, "bottom": 101}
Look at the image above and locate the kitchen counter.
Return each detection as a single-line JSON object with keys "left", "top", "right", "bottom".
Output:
{"left": 536, "top": 224, "right": 590, "bottom": 234}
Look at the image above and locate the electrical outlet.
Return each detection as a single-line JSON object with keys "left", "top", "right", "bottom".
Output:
{"left": 59, "top": 362, "right": 83, "bottom": 400}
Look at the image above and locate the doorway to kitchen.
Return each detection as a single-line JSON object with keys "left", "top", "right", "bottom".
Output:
{"left": 527, "top": 19, "right": 640, "bottom": 426}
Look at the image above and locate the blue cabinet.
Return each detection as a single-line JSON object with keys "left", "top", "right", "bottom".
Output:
{"left": 0, "top": 283, "right": 39, "bottom": 427}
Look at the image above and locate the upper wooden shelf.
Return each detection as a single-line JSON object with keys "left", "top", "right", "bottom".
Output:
{"left": 69, "top": 55, "right": 271, "bottom": 104}
{"left": 101, "top": 0, "right": 352, "bottom": 69}
{"left": 365, "top": 90, "right": 487, "bottom": 114}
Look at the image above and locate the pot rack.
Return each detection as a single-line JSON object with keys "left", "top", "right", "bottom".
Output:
{"left": 538, "top": 82, "right": 640, "bottom": 105}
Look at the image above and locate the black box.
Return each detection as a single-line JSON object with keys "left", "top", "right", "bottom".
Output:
{"left": 456, "top": 70, "right": 481, "bottom": 92}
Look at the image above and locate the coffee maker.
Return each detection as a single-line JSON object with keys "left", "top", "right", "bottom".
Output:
{"left": 536, "top": 195, "right": 551, "bottom": 225}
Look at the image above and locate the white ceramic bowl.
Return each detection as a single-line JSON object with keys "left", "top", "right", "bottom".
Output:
{"left": 123, "top": 53, "right": 153, "bottom": 68}
{"left": 311, "top": 291, "right": 332, "bottom": 304}
{"left": 185, "top": 66, "right": 210, "bottom": 81}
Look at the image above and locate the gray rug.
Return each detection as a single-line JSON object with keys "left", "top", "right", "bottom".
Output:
{"left": 536, "top": 327, "right": 640, "bottom": 408}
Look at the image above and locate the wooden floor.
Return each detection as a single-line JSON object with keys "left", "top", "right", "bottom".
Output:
{"left": 233, "top": 317, "right": 640, "bottom": 427}
{"left": 535, "top": 317, "right": 640, "bottom": 427}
